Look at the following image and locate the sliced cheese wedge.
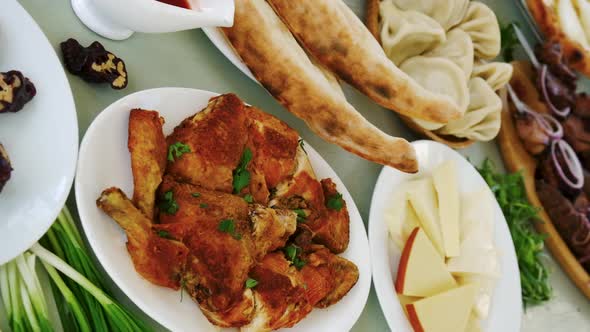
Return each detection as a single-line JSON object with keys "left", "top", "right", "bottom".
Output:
{"left": 406, "top": 284, "right": 477, "bottom": 332}
{"left": 458, "top": 275, "right": 497, "bottom": 320}
{"left": 408, "top": 178, "right": 445, "bottom": 256}
{"left": 432, "top": 160, "right": 460, "bottom": 257}
{"left": 396, "top": 227, "right": 457, "bottom": 297}
{"left": 465, "top": 313, "right": 483, "bottom": 332}
{"left": 460, "top": 189, "right": 494, "bottom": 249}
{"left": 447, "top": 248, "right": 501, "bottom": 278}
{"left": 385, "top": 182, "right": 420, "bottom": 249}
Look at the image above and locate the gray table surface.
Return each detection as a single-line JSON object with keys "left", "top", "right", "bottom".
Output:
{"left": 15, "top": 0, "right": 590, "bottom": 331}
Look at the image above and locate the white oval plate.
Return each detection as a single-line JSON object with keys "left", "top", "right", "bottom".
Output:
{"left": 368, "top": 140, "right": 522, "bottom": 332}
{"left": 0, "top": 1, "right": 78, "bottom": 264}
{"left": 75, "top": 87, "right": 371, "bottom": 332}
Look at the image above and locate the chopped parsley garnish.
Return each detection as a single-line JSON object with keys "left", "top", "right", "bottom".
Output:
{"left": 245, "top": 278, "right": 258, "bottom": 289}
{"left": 243, "top": 194, "right": 254, "bottom": 203}
{"left": 283, "top": 245, "right": 306, "bottom": 270}
{"left": 293, "top": 209, "right": 307, "bottom": 223}
{"left": 298, "top": 139, "right": 306, "bottom": 153}
{"left": 159, "top": 191, "right": 179, "bottom": 215}
{"left": 200, "top": 203, "right": 208, "bottom": 209}
{"left": 233, "top": 148, "right": 253, "bottom": 194}
{"left": 477, "top": 159, "right": 551, "bottom": 306}
{"left": 327, "top": 193, "right": 344, "bottom": 211}
{"left": 180, "top": 277, "right": 187, "bottom": 302}
{"left": 191, "top": 193, "right": 201, "bottom": 198}
{"left": 167, "top": 142, "right": 191, "bottom": 162}
{"left": 156, "top": 229, "right": 173, "bottom": 239}
{"left": 218, "top": 219, "right": 242, "bottom": 240}
{"left": 500, "top": 22, "right": 519, "bottom": 62}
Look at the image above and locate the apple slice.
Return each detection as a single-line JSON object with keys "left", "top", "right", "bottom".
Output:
{"left": 432, "top": 160, "right": 461, "bottom": 257}
{"left": 396, "top": 227, "right": 456, "bottom": 297}
{"left": 407, "top": 178, "right": 445, "bottom": 256}
{"left": 406, "top": 284, "right": 477, "bottom": 332}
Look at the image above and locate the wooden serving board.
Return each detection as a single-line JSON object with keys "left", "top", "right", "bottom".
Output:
{"left": 497, "top": 105, "right": 590, "bottom": 300}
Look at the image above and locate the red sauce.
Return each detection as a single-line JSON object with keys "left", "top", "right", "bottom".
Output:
{"left": 156, "top": 0, "right": 191, "bottom": 9}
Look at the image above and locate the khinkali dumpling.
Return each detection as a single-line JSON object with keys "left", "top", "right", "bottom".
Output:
{"left": 380, "top": 1, "right": 446, "bottom": 65}
{"left": 437, "top": 77, "right": 502, "bottom": 141}
{"left": 472, "top": 60, "right": 513, "bottom": 91}
{"left": 391, "top": 0, "right": 470, "bottom": 31}
{"left": 401, "top": 56, "right": 470, "bottom": 112}
{"left": 458, "top": 1, "right": 501, "bottom": 59}
{"left": 424, "top": 28, "right": 474, "bottom": 78}
{"left": 402, "top": 56, "right": 470, "bottom": 130}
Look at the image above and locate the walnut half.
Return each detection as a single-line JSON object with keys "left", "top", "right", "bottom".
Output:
{"left": 0, "top": 71, "right": 36, "bottom": 113}
{"left": 0, "top": 144, "right": 12, "bottom": 193}
{"left": 61, "top": 38, "right": 128, "bottom": 90}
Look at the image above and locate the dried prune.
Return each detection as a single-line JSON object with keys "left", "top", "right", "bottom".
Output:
{"left": 61, "top": 38, "right": 128, "bottom": 89}
{"left": 0, "top": 71, "right": 36, "bottom": 113}
{"left": 0, "top": 144, "right": 12, "bottom": 193}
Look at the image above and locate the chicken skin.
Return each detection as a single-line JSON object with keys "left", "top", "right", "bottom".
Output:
{"left": 97, "top": 93, "right": 357, "bottom": 330}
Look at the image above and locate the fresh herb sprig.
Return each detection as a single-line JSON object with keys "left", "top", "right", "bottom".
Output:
{"left": 159, "top": 191, "right": 179, "bottom": 215}
{"left": 218, "top": 219, "right": 242, "bottom": 240}
{"left": 500, "top": 22, "right": 519, "bottom": 62}
{"left": 477, "top": 160, "right": 552, "bottom": 306}
{"left": 327, "top": 193, "right": 344, "bottom": 211}
{"left": 167, "top": 142, "right": 191, "bottom": 162}
{"left": 283, "top": 245, "right": 306, "bottom": 270}
{"left": 233, "top": 148, "right": 253, "bottom": 194}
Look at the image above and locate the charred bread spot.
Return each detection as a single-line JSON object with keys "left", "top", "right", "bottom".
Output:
{"left": 61, "top": 38, "right": 128, "bottom": 89}
{"left": 0, "top": 144, "right": 12, "bottom": 193}
{"left": 0, "top": 71, "right": 36, "bottom": 113}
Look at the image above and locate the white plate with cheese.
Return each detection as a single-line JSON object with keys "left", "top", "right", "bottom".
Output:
{"left": 368, "top": 140, "right": 521, "bottom": 332}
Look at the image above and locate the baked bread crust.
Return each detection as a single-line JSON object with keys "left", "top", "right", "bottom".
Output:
{"left": 223, "top": 0, "right": 418, "bottom": 172}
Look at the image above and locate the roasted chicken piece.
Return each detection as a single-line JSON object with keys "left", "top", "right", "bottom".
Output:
{"left": 245, "top": 105, "right": 299, "bottom": 204}
{"left": 128, "top": 109, "right": 167, "bottom": 219}
{"left": 166, "top": 94, "right": 249, "bottom": 193}
{"left": 301, "top": 245, "right": 359, "bottom": 308}
{"left": 311, "top": 179, "right": 350, "bottom": 254}
{"left": 249, "top": 204, "right": 297, "bottom": 260}
{"left": 242, "top": 252, "right": 312, "bottom": 332}
{"left": 96, "top": 188, "right": 188, "bottom": 289}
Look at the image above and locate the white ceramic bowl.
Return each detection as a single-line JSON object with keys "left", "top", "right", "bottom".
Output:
{"left": 75, "top": 87, "right": 371, "bottom": 332}
{"left": 72, "top": 0, "right": 234, "bottom": 40}
{"left": 369, "top": 140, "right": 522, "bottom": 332}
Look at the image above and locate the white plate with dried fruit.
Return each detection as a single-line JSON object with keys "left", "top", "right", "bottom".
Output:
{"left": 0, "top": 1, "right": 78, "bottom": 264}
{"left": 369, "top": 140, "right": 521, "bottom": 332}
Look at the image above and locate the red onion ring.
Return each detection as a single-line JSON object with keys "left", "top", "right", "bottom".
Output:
{"left": 551, "top": 139, "right": 584, "bottom": 189}
{"left": 506, "top": 84, "right": 564, "bottom": 139}
{"left": 539, "top": 65, "right": 572, "bottom": 118}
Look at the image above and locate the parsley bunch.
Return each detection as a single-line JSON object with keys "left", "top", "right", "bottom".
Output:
{"left": 477, "top": 160, "right": 552, "bottom": 306}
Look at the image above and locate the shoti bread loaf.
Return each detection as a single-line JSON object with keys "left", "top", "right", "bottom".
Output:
{"left": 266, "top": 0, "right": 463, "bottom": 124}
{"left": 223, "top": 0, "right": 418, "bottom": 173}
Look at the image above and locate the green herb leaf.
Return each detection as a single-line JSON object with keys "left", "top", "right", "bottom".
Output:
{"left": 218, "top": 219, "right": 242, "bottom": 240}
{"left": 245, "top": 278, "right": 258, "bottom": 289}
{"left": 477, "top": 159, "right": 552, "bottom": 306}
{"left": 156, "top": 230, "right": 173, "bottom": 239}
{"left": 191, "top": 193, "right": 201, "bottom": 198}
{"left": 283, "top": 245, "right": 306, "bottom": 270}
{"left": 293, "top": 209, "right": 307, "bottom": 223}
{"left": 200, "top": 203, "right": 208, "bottom": 209}
{"left": 233, "top": 148, "right": 253, "bottom": 193}
{"left": 167, "top": 142, "right": 191, "bottom": 162}
{"left": 243, "top": 194, "right": 254, "bottom": 203}
{"left": 327, "top": 193, "right": 344, "bottom": 211}
{"left": 159, "top": 191, "right": 179, "bottom": 215}
{"left": 500, "top": 22, "right": 519, "bottom": 62}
